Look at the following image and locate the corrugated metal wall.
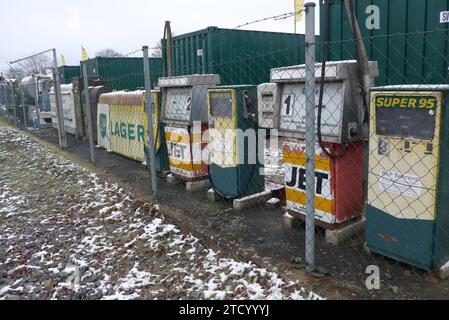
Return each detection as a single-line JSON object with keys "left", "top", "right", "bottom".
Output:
{"left": 81, "top": 57, "right": 162, "bottom": 91}
{"left": 165, "top": 27, "right": 306, "bottom": 85}
{"left": 164, "top": 1, "right": 449, "bottom": 86}
{"left": 322, "top": 0, "right": 449, "bottom": 85}
{"left": 58, "top": 66, "right": 81, "bottom": 85}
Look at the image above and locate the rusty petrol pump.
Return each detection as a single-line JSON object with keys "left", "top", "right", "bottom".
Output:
{"left": 159, "top": 74, "right": 221, "bottom": 192}
{"left": 265, "top": 61, "right": 378, "bottom": 243}
{"left": 366, "top": 86, "right": 449, "bottom": 277}
{"left": 206, "top": 85, "right": 265, "bottom": 203}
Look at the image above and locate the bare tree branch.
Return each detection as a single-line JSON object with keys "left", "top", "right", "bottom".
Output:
{"left": 95, "top": 49, "right": 123, "bottom": 58}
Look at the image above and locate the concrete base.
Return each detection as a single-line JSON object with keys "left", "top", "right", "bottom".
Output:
{"left": 207, "top": 188, "right": 218, "bottom": 202}
{"left": 363, "top": 243, "right": 371, "bottom": 254}
{"left": 265, "top": 197, "right": 281, "bottom": 209}
{"left": 325, "top": 217, "right": 366, "bottom": 246}
{"left": 283, "top": 212, "right": 295, "bottom": 229}
{"left": 438, "top": 263, "right": 449, "bottom": 280}
{"left": 186, "top": 179, "right": 211, "bottom": 193}
{"left": 166, "top": 174, "right": 180, "bottom": 185}
{"left": 233, "top": 190, "right": 273, "bottom": 211}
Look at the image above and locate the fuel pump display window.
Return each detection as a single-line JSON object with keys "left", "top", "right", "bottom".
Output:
{"left": 210, "top": 91, "right": 232, "bottom": 118}
{"left": 375, "top": 94, "right": 438, "bottom": 141}
{"left": 165, "top": 88, "right": 193, "bottom": 121}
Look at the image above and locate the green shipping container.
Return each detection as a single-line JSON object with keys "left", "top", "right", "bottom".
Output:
{"left": 162, "top": 27, "right": 306, "bottom": 85}
{"left": 81, "top": 57, "right": 162, "bottom": 91}
{"left": 58, "top": 65, "right": 81, "bottom": 85}
{"left": 321, "top": 0, "right": 449, "bottom": 86}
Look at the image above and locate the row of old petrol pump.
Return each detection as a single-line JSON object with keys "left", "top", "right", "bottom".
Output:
{"left": 156, "top": 75, "right": 265, "bottom": 197}
{"left": 147, "top": 61, "right": 449, "bottom": 275}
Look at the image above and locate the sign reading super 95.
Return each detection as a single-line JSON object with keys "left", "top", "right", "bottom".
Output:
{"left": 374, "top": 93, "right": 439, "bottom": 141}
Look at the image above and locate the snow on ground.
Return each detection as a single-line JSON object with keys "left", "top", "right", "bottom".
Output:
{"left": 0, "top": 127, "right": 323, "bottom": 300}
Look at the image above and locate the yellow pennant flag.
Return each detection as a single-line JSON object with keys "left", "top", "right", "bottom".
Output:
{"left": 81, "top": 46, "right": 89, "bottom": 61}
{"left": 60, "top": 54, "right": 66, "bottom": 66}
{"left": 294, "top": 0, "right": 305, "bottom": 23}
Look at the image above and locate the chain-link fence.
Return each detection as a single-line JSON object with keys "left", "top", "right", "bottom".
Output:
{"left": 2, "top": 0, "right": 449, "bottom": 299}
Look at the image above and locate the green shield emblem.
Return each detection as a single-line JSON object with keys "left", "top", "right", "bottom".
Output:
{"left": 99, "top": 113, "right": 107, "bottom": 139}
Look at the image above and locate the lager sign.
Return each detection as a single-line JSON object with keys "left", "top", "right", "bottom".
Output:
{"left": 109, "top": 120, "right": 145, "bottom": 142}
{"left": 109, "top": 105, "right": 147, "bottom": 162}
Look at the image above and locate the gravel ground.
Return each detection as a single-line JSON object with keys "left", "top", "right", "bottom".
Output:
{"left": 0, "top": 127, "right": 322, "bottom": 300}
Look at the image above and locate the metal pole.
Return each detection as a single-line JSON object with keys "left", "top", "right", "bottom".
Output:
{"left": 11, "top": 83, "right": 18, "bottom": 127}
{"left": 82, "top": 61, "right": 95, "bottom": 163}
{"left": 163, "top": 21, "right": 173, "bottom": 77}
{"left": 304, "top": 2, "right": 316, "bottom": 272}
{"left": 10, "top": 48, "right": 55, "bottom": 65}
{"left": 20, "top": 86, "right": 27, "bottom": 131}
{"left": 143, "top": 46, "right": 158, "bottom": 196}
{"left": 34, "top": 76, "right": 41, "bottom": 134}
{"left": 294, "top": 12, "right": 297, "bottom": 34}
{"left": 202, "top": 53, "right": 206, "bottom": 75}
{"left": 201, "top": 39, "right": 206, "bottom": 75}
{"left": 52, "top": 49, "right": 67, "bottom": 148}
{"left": 4, "top": 83, "right": 10, "bottom": 120}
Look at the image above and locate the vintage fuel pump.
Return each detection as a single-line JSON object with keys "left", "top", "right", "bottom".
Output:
{"left": 366, "top": 86, "right": 449, "bottom": 274}
{"left": 97, "top": 90, "right": 169, "bottom": 173}
{"left": 269, "top": 60, "right": 378, "bottom": 228}
{"left": 50, "top": 84, "right": 77, "bottom": 135}
{"left": 159, "top": 74, "right": 220, "bottom": 182}
{"left": 207, "top": 85, "right": 265, "bottom": 199}
{"left": 82, "top": 86, "right": 109, "bottom": 143}
{"left": 72, "top": 77, "right": 108, "bottom": 140}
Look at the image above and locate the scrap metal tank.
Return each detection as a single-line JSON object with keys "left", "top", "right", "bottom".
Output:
{"left": 20, "top": 74, "right": 53, "bottom": 102}
{"left": 20, "top": 76, "right": 37, "bottom": 102}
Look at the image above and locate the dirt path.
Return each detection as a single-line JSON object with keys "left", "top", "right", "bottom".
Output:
{"left": 0, "top": 126, "right": 322, "bottom": 300}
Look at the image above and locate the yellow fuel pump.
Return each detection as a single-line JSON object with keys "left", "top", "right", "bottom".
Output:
{"left": 207, "top": 85, "right": 264, "bottom": 199}
{"left": 159, "top": 75, "right": 220, "bottom": 181}
{"left": 366, "top": 85, "right": 449, "bottom": 274}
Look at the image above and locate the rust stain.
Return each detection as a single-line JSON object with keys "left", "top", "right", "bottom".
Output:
{"left": 379, "top": 234, "right": 399, "bottom": 242}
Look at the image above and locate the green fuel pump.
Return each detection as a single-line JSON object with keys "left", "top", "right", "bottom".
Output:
{"left": 207, "top": 85, "right": 265, "bottom": 199}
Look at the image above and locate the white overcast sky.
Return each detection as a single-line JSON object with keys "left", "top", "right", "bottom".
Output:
{"left": 0, "top": 0, "right": 320, "bottom": 73}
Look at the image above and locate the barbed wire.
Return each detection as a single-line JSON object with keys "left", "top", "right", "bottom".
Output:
{"left": 234, "top": 10, "right": 305, "bottom": 29}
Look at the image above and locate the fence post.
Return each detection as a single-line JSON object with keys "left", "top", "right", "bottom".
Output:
{"left": 20, "top": 86, "right": 27, "bottom": 131}
{"left": 82, "top": 61, "right": 96, "bottom": 164}
{"left": 305, "top": 2, "right": 316, "bottom": 272}
{"left": 12, "top": 83, "right": 18, "bottom": 127}
{"left": 52, "top": 49, "right": 68, "bottom": 148}
{"left": 34, "top": 76, "right": 41, "bottom": 135}
{"left": 143, "top": 46, "right": 158, "bottom": 196}
{"left": 4, "top": 82, "right": 10, "bottom": 120}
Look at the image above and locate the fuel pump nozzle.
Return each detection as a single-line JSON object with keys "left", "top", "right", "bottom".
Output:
{"left": 244, "top": 90, "right": 257, "bottom": 123}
